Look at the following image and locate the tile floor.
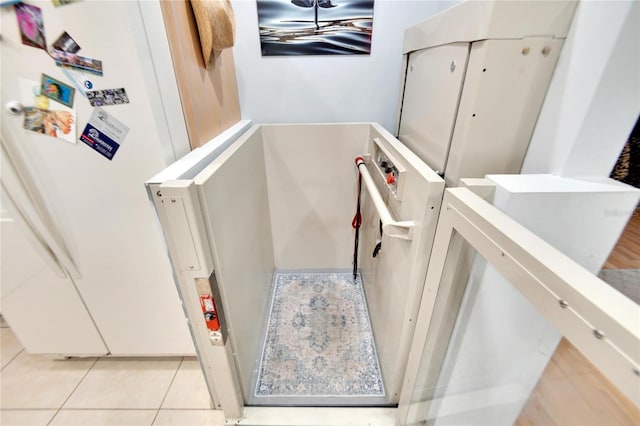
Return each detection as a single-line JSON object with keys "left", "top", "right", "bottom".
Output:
{"left": 0, "top": 321, "right": 225, "bottom": 426}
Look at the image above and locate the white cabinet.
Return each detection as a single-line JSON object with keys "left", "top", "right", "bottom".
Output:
{"left": 397, "top": 1, "right": 578, "bottom": 186}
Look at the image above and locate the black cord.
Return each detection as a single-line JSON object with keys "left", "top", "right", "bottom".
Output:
{"left": 352, "top": 170, "right": 362, "bottom": 280}
{"left": 372, "top": 219, "right": 382, "bottom": 257}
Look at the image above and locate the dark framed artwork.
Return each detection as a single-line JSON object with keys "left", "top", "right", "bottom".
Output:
{"left": 257, "top": 0, "right": 374, "bottom": 56}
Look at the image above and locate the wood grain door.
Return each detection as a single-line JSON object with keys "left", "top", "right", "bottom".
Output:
{"left": 160, "top": 0, "right": 241, "bottom": 150}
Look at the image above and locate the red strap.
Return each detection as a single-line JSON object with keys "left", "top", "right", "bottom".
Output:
{"left": 352, "top": 172, "right": 362, "bottom": 228}
{"left": 352, "top": 212, "right": 362, "bottom": 229}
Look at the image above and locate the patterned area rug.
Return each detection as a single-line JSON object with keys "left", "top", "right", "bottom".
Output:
{"left": 254, "top": 272, "right": 384, "bottom": 402}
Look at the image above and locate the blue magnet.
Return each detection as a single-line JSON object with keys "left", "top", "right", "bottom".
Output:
{"left": 84, "top": 80, "right": 93, "bottom": 89}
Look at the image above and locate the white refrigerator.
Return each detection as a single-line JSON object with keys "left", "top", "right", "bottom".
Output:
{"left": 0, "top": 0, "right": 194, "bottom": 356}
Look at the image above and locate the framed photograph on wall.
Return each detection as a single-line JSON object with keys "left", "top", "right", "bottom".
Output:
{"left": 257, "top": 0, "right": 374, "bottom": 56}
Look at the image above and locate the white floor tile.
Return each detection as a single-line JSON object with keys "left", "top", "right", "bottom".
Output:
{"left": 161, "top": 359, "right": 212, "bottom": 409}
{"left": 0, "top": 410, "right": 56, "bottom": 426}
{"left": 153, "top": 409, "right": 225, "bottom": 426}
{"left": 1, "top": 328, "right": 23, "bottom": 369}
{"left": 63, "top": 357, "right": 181, "bottom": 409}
{"left": 0, "top": 352, "right": 96, "bottom": 409}
{"left": 49, "top": 409, "right": 157, "bottom": 425}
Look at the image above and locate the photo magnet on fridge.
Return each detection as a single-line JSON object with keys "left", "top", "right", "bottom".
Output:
{"left": 50, "top": 49, "right": 104, "bottom": 76}
{"left": 60, "top": 67, "right": 93, "bottom": 98}
{"left": 80, "top": 108, "right": 129, "bottom": 161}
{"left": 52, "top": 31, "right": 81, "bottom": 53}
{"left": 41, "top": 74, "right": 76, "bottom": 108}
{"left": 15, "top": 2, "right": 46, "bottom": 50}
{"left": 87, "top": 88, "right": 129, "bottom": 107}
{"left": 20, "top": 78, "right": 77, "bottom": 144}
{"left": 23, "top": 107, "right": 76, "bottom": 143}
{"left": 51, "top": 0, "right": 82, "bottom": 7}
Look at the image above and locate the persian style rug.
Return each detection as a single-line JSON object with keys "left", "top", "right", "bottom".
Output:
{"left": 254, "top": 272, "right": 385, "bottom": 402}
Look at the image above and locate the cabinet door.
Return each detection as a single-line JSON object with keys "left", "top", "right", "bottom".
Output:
{"left": 398, "top": 43, "right": 469, "bottom": 175}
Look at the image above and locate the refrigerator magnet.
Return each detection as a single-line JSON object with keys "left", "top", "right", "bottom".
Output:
{"left": 20, "top": 78, "right": 77, "bottom": 144}
{"left": 86, "top": 88, "right": 129, "bottom": 107}
{"left": 50, "top": 49, "right": 103, "bottom": 76}
{"left": 51, "top": 0, "right": 82, "bottom": 7}
{"left": 41, "top": 74, "right": 76, "bottom": 108}
{"left": 23, "top": 107, "right": 77, "bottom": 144}
{"left": 60, "top": 67, "right": 92, "bottom": 98}
{"left": 79, "top": 107, "right": 129, "bottom": 161}
{"left": 52, "top": 31, "right": 81, "bottom": 54}
{"left": 15, "top": 3, "right": 46, "bottom": 50}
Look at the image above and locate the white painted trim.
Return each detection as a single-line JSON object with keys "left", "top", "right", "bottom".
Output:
{"left": 147, "top": 120, "right": 252, "bottom": 184}
{"left": 458, "top": 178, "right": 495, "bottom": 201}
{"left": 131, "top": 0, "right": 191, "bottom": 164}
{"left": 403, "top": 1, "right": 577, "bottom": 54}
{"left": 230, "top": 406, "right": 396, "bottom": 425}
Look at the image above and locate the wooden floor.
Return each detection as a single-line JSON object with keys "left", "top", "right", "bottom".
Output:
{"left": 515, "top": 212, "right": 640, "bottom": 425}
{"left": 603, "top": 208, "right": 640, "bottom": 269}
{"left": 515, "top": 338, "right": 640, "bottom": 425}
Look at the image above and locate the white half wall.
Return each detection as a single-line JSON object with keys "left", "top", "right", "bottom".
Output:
{"left": 230, "top": 0, "right": 441, "bottom": 131}
{"left": 523, "top": 0, "right": 640, "bottom": 177}
{"left": 195, "top": 127, "right": 276, "bottom": 400}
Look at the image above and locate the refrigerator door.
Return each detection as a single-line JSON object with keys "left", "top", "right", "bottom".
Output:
{"left": 1, "top": 186, "right": 108, "bottom": 355}
{"left": 0, "top": 1, "right": 193, "bottom": 355}
{"left": 1, "top": 139, "right": 80, "bottom": 279}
